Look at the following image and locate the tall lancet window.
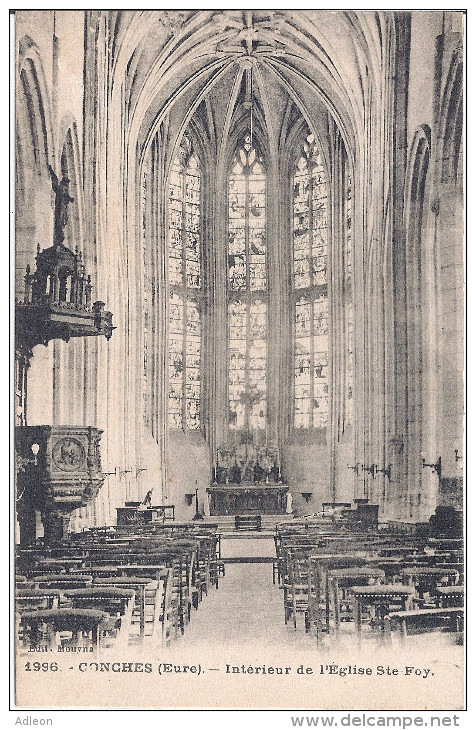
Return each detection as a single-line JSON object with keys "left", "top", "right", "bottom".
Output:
{"left": 293, "top": 135, "right": 329, "bottom": 429}
{"left": 228, "top": 134, "right": 267, "bottom": 431}
{"left": 167, "top": 138, "right": 202, "bottom": 429}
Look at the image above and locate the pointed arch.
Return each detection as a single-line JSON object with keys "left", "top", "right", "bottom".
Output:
{"left": 16, "top": 37, "right": 55, "bottom": 300}
{"left": 439, "top": 49, "right": 463, "bottom": 184}
{"left": 17, "top": 36, "right": 55, "bottom": 174}
{"left": 59, "top": 119, "right": 84, "bottom": 253}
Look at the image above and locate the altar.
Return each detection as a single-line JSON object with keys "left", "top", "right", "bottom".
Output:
{"left": 207, "top": 483, "right": 289, "bottom": 515}
{"left": 209, "top": 440, "right": 290, "bottom": 515}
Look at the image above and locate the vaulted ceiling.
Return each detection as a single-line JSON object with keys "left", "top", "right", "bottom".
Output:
{"left": 106, "top": 10, "right": 398, "bottom": 166}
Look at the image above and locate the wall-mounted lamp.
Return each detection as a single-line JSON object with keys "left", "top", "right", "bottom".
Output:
{"left": 31, "top": 443, "right": 40, "bottom": 466}
{"left": 136, "top": 467, "right": 148, "bottom": 478}
{"left": 301, "top": 492, "right": 313, "bottom": 503}
{"left": 362, "top": 464, "right": 377, "bottom": 478}
{"left": 455, "top": 450, "right": 462, "bottom": 462}
{"left": 184, "top": 493, "right": 194, "bottom": 507}
{"left": 347, "top": 464, "right": 360, "bottom": 475}
{"left": 375, "top": 464, "right": 392, "bottom": 481}
{"left": 422, "top": 456, "right": 441, "bottom": 478}
{"left": 103, "top": 467, "right": 133, "bottom": 479}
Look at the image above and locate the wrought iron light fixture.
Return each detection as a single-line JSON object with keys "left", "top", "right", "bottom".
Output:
{"left": 422, "top": 456, "right": 441, "bottom": 478}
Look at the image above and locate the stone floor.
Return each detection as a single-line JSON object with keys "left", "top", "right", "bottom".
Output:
{"left": 175, "top": 562, "right": 314, "bottom": 650}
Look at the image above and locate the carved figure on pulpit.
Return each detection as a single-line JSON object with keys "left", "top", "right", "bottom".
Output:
{"left": 49, "top": 166, "right": 74, "bottom": 246}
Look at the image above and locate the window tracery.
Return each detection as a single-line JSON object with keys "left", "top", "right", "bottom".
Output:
{"left": 167, "top": 139, "right": 202, "bottom": 429}
{"left": 293, "top": 135, "right": 329, "bottom": 429}
{"left": 228, "top": 134, "right": 267, "bottom": 431}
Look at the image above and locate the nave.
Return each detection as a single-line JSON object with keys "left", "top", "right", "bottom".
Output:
{"left": 15, "top": 516, "right": 464, "bottom": 709}
{"left": 16, "top": 514, "right": 464, "bottom": 648}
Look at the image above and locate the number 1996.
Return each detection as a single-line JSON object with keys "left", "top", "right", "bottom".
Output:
{"left": 24, "top": 662, "right": 58, "bottom": 671}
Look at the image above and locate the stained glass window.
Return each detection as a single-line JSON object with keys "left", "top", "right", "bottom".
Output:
{"left": 228, "top": 135, "right": 267, "bottom": 431}
{"left": 168, "top": 143, "right": 201, "bottom": 429}
{"left": 293, "top": 136, "right": 329, "bottom": 429}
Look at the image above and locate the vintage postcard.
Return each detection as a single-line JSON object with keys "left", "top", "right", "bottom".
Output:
{"left": 12, "top": 7, "right": 465, "bottom": 714}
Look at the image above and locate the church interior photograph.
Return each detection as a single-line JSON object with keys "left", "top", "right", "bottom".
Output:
{"left": 13, "top": 9, "right": 464, "bottom": 709}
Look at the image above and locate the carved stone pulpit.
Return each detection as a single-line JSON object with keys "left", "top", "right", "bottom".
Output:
{"left": 15, "top": 426, "right": 104, "bottom": 545}
{"left": 14, "top": 168, "right": 114, "bottom": 428}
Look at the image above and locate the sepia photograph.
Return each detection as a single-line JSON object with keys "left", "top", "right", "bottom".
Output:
{"left": 12, "top": 7, "right": 465, "bottom": 713}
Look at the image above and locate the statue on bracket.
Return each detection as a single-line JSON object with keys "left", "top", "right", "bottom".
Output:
{"left": 49, "top": 165, "right": 75, "bottom": 247}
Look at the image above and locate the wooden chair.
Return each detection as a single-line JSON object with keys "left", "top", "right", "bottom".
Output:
{"left": 350, "top": 584, "right": 415, "bottom": 647}
{"left": 401, "top": 566, "right": 459, "bottom": 607}
{"left": 384, "top": 607, "right": 464, "bottom": 645}
{"left": 24, "top": 559, "right": 85, "bottom": 576}
{"left": 16, "top": 588, "right": 62, "bottom": 611}
{"left": 307, "top": 555, "right": 367, "bottom": 643}
{"left": 20, "top": 608, "right": 109, "bottom": 652}
{"left": 16, "top": 589, "right": 62, "bottom": 646}
{"left": 117, "top": 555, "right": 183, "bottom": 639}
{"left": 327, "top": 566, "right": 385, "bottom": 638}
{"left": 93, "top": 576, "right": 163, "bottom": 646}
{"left": 283, "top": 552, "right": 311, "bottom": 630}
{"left": 68, "top": 566, "right": 121, "bottom": 579}
{"left": 204, "top": 534, "right": 222, "bottom": 590}
{"left": 63, "top": 588, "right": 136, "bottom": 650}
